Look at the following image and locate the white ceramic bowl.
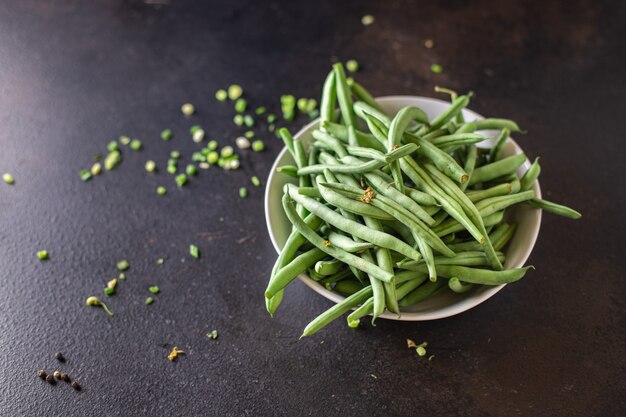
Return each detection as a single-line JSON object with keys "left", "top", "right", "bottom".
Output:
{"left": 265, "top": 96, "right": 542, "bottom": 321}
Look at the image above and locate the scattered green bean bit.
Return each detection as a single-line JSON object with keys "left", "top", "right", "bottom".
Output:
{"left": 192, "top": 129, "right": 205, "bottom": 143}
{"left": 431, "top": 64, "right": 443, "bottom": 74}
{"left": 233, "top": 114, "right": 244, "bottom": 126}
{"left": 207, "top": 330, "right": 218, "bottom": 339}
{"left": 208, "top": 140, "right": 218, "bottom": 150}
{"left": 416, "top": 346, "right": 427, "bottom": 356}
{"left": 145, "top": 160, "right": 157, "bottom": 173}
{"left": 255, "top": 106, "right": 266, "bottom": 115}
{"left": 104, "top": 287, "right": 115, "bottom": 296}
{"left": 90, "top": 162, "right": 102, "bottom": 176}
{"left": 149, "top": 286, "right": 160, "bottom": 294}
{"left": 2, "top": 173, "right": 14, "bottom": 184}
{"left": 170, "top": 150, "right": 181, "bottom": 159}
{"left": 118, "top": 272, "right": 126, "bottom": 280}
{"left": 189, "top": 244, "right": 200, "bottom": 259}
{"left": 161, "top": 129, "right": 173, "bottom": 141}
{"left": 267, "top": 114, "right": 277, "bottom": 123}
{"left": 167, "top": 165, "right": 177, "bottom": 174}
{"left": 79, "top": 170, "right": 92, "bottom": 182}
{"left": 346, "top": 59, "right": 359, "bottom": 73}
{"left": 236, "top": 136, "right": 250, "bottom": 149}
{"left": 157, "top": 258, "right": 164, "bottom": 265}
{"left": 119, "top": 136, "right": 131, "bottom": 146}
{"left": 243, "top": 115, "right": 255, "bottom": 127}
{"left": 130, "top": 139, "right": 142, "bottom": 151}
{"left": 215, "top": 89, "right": 227, "bottom": 101}
{"left": 175, "top": 174, "right": 188, "bottom": 187}
{"left": 186, "top": 164, "right": 198, "bottom": 176}
{"left": 251, "top": 176, "right": 261, "bottom": 187}
{"left": 104, "top": 151, "right": 121, "bottom": 170}
{"left": 235, "top": 98, "right": 247, "bottom": 113}
{"left": 85, "top": 296, "right": 113, "bottom": 316}
{"left": 145, "top": 297, "right": 154, "bottom": 305}
{"left": 107, "top": 141, "right": 119, "bottom": 152}
{"left": 228, "top": 84, "right": 243, "bottom": 100}
{"left": 207, "top": 151, "right": 219, "bottom": 164}
{"left": 221, "top": 146, "right": 234, "bottom": 158}
{"left": 239, "top": 187, "right": 248, "bottom": 198}
{"left": 251, "top": 140, "right": 265, "bottom": 152}
{"left": 116, "top": 260, "right": 129, "bottom": 271}
{"left": 244, "top": 130, "right": 255, "bottom": 139}
{"left": 361, "top": 14, "right": 375, "bottom": 25}
{"left": 181, "top": 103, "right": 195, "bottom": 116}
{"left": 156, "top": 186, "right": 167, "bottom": 196}
{"left": 37, "top": 250, "right": 49, "bottom": 260}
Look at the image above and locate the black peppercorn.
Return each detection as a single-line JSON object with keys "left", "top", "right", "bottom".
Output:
{"left": 37, "top": 370, "right": 47, "bottom": 379}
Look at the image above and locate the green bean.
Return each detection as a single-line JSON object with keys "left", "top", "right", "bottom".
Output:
{"left": 360, "top": 239, "right": 385, "bottom": 320}
{"left": 347, "top": 297, "right": 375, "bottom": 327}
{"left": 527, "top": 198, "right": 582, "bottom": 219}
{"left": 466, "top": 183, "right": 512, "bottom": 203}
{"left": 360, "top": 170, "right": 436, "bottom": 225}
{"left": 461, "top": 144, "right": 477, "bottom": 192}
{"left": 475, "top": 190, "right": 535, "bottom": 217}
{"left": 520, "top": 158, "right": 541, "bottom": 191}
{"left": 354, "top": 101, "right": 392, "bottom": 125}
{"left": 334, "top": 279, "right": 366, "bottom": 296}
{"left": 277, "top": 165, "right": 299, "bottom": 177}
{"left": 398, "top": 280, "right": 446, "bottom": 307}
{"left": 311, "top": 130, "right": 347, "bottom": 158}
{"left": 405, "top": 186, "right": 438, "bottom": 206}
{"left": 346, "top": 145, "right": 388, "bottom": 163}
{"left": 265, "top": 248, "right": 326, "bottom": 299}
{"left": 320, "top": 268, "right": 354, "bottom": 284}
{"left": 280, "top": 191, "right": 395, "bottom": 284}
{"left": 348, "top": 80, "right": 385, "bottom": 113}
{"left": 492, "top": 223, "right": 517, "bottom": 250}
{"left": 398, "top": 251, "right": 505, "bottom": 270}
{"left": 298, "top": 157, "right": 384, "bottom": 176}
{"left": 297, "top": 187, "right": 321, "bottom": 197}
{"left": 400, "top": 156, "right": 485, "bottom": 244}
{"left": 294, "top": 140, "right": 311, "bottom": 217}
{"left": 386, "top": 143, "right": 419, "bottom": 161}
{"left": 418, "top": 95, "right": 470, "bottom": 135}
{"left": 319, "top": 70, "right": 337, "bottom": 129}
{"left": 384, "top": 220, "right": 416, "bottom": 246}
{"left": 333, "top": 63, "right": 355, "bottom": 128}
{"left": 327, "top": 231, "right": 375, "bottom": 253}
{"left": 423, "top": 163, "right": 502, "bottom": 270}
{"left": 447, "top": 223, "right": 514, "bottom": 253}
{"left": 489, "top": 128, "right": 510, "bottom": 162}
{"left": 431, "top": 133, "right": 486, "bottom": 148}
{"left": 315, "top": 258, "right": 342, "bottom": 276}
{"left": 406, "top": 264, "right": 534, "bottom": 285}
{"left": 435, "top": 210, "right": 504, "bottom": 237}
{"left": 320, "top": 121, "right": 386, "bottom": 152}
{"left": 320, "top": 182, "right": 454, "bottom": 257}
{"left": 277, "top": 128, "right": 295, "bottom": 159}
{"left": 317, "top": 180, "right": 394, "bottom": 220}
{"left": 448, "top": 277, "right": 474, "bottom": 293}
{"left": 510, "top": 175, "right": 521, "bottom": 193}
{"left": 287, "top": 185, "right": 422, "bottom": 262}
{"left": 415, "top": 235, "right": 437, "bottom": 281}
{"left": 474, "top": 118, "right": 523, "bottom": 132}
{"left": 468, "top": 153, "right": 526, "bottom": 186}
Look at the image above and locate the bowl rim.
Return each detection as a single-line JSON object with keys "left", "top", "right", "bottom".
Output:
{"left": 264, "top": 95, "right": 542, "bottom": 321}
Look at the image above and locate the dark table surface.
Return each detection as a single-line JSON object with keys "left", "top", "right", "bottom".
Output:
{"left": 1, "top": 1, "right": 625, "bottom": 416}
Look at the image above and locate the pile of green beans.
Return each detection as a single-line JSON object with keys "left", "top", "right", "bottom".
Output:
{"left": 266, "top": 63, "right": 581, "bottom": 337}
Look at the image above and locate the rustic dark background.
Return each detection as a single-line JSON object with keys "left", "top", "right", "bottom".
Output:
{"left": 0, "top": 1, "right": 624, "bottom": 416}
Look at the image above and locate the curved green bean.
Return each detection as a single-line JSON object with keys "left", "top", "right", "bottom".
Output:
{"left": 320, "top": 121, "right": 386, "bottom": 152}
{"left": 468, "top": 153, "right": 526, "bottom": 186}
{"left": 520, "top": 158, "right": 541, "bottom": 191}
{"left": 527, "top": 198, "right": 581, "bottom": 219}
{"left": 489, "top": 128, "right": 510, "bottom": 162}
{"left": 475, "top": 190, "right": 535, "bottom": 217}
{"left": 448, "top": 277, "right": 475, "bottom": 293}
{"left": 327, "top": 231, "right": 375, "bottom": 253}
{"left": 315, "top": 258, "right": 342, "bottom": 276}
{"left": 317, "top": 180, "right": 394, "bottom": 220}
{"left": 277, "top": 165, "right": 299, "bottom": 177}
{"left": 319, "top": 70, "right": 337, "bottom": 129}
{"left": 348, "top": 80, "right": 385, "bottom": 113}
{"left": 265, "top": 247, "right": 326, "bottom": 299}
{"left": 398, "top": 279, "right": 446, "bottom": 307}
{"left": 466, "top": 183, "right": 512, "bottom": 203}
{"left": 333, "top": 63, "right": 355, "bottom": 128}
{"left": 311, "top": 129, "right": 347, "bottom": 158}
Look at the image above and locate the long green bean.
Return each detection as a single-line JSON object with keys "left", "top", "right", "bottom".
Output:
{"left": 527, "top": 198, "right": 582, "bottom": 219}
{"left": 319, "top": 70, "right": 337, "bottom": 129}
{"left": 520, "top": 158, "right": 541, "bottom": 191}
{"left": 468, "top": 153, "right": 526, "bottom": 186}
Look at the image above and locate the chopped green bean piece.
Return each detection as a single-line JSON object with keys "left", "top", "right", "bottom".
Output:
{"left": 189, "top": 244, "right": 200, "bottom": 258}
{"left": 190, "top": 125, "right": 202, "bottom": 134}
{"left": 161, "top": 129, "right": 173, "bottom": 141}
{"left": 175, "top": 174, "right": 188, "bottom": 187}
{"left": 239, "top": 187, "right": 248, "bottom": 198}
{"left": 181, "top": 103, "right": 195, "bottom": 116}
{"left": 117, "top": 260, "right": 129, "bottom": 271}
{"left": 186, "top": 164, "right": 198, "bottom": 176}
{"left": 255, "top": 107, "right": 266, "bottom": 115}
{"left": 119, "top": 136, "right": 131, "bottom": 146}
{"left": 107, "top": 141, "right": 119, "bottom": 152}
{"left": 166, "top": 165, "right": 177, "bottom": 174}
{"left": 104, "top": 151, "right": 121, "bottom": 170}
{"left": 431, "top": 64, "right": 443, "bottom": 74}
{"left": 192, "top": 129, "right": 205, "bottom": 143}
{"left": 243, "top": 115, "right": 255, "bottom": 127}
{"left": 235, "top": 98, "right": 247, "bottom": 113}
{"left": 233, "top": 114, "right": 244, "bottom": 126}
{"left": 156, "top": 186, "right": 167, "bottom": 196}
{"left": 130, "top": 139, "right": 142, "bottom": 151}
{"left": 297, "top": 98, "right": 308, "bottom": 112}
{"left": 361, "top": 14, "right": 375, "bottom": 25}
{"left": 149, "top": 286, "right": 160, "bottom": 294}
{"left": 228, "top": 84, "right": 243, "bottom": 100}
{"left": 251, "top": 140, "right": 265, "bottom": 152}
{"left": 37, "top": 250, "right": 49, "bottom": 260}
{"left": 346, "top": 59, "right": 359, "bottom": 73}
{"left": 251, "top": 176, "right": 261, "bottom": 187}
{"left": 170, "top": 150, "right": 181, "bottom": 159}
{"left": 192, "top": 152, "right": 206, "bottom": 162}
{"left": 208, "top": 140, "right": 218, "bottom": 150}
{"left": 416, "top": 346, "right": 427, "bottom": 356}
{"left": 207, "top": 330, "right": 218, "bottom": 339}
{"left": 145, "top": 297, "right": 154, "bottom": 305}
{"left": 236, "top": 136, "right": 251, "bottom": 149}
{"left": 104, "top": 287, "right": 115, "bottom": 296}
{"left": 156, "top": 258, "right": 164, "bottom": 265}
{"left": 79, "top": 170, "right": 92, "bottom": 182}
{"left": 86, "top": 296, "right": 113, "bottom": 316}
{"left": 221, "top": 146, "right": 234, "bottom": 158}
{"left": 207, "top": 151, "right": 219, "bottom": 164}
{"left": 267, "top": 114, "right": 277, "bottom": 123}
{"left": 145, "top": 160, "right": 156, "bottom": 172}
{"left": 244, "top": 130, "right": 255, "bottom": 139}
{"left": 118, "top": 272, "right": 126, "bottom": 280}
{"left": 90, "top": 162, "right": 102, "bottom": 176}
{"left": 215, "top": 89, "right": 227, "bottom": 101}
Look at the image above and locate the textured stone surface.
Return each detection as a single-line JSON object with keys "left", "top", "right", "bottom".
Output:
{"left": 0, "top": 1, "right": 624, "bottom": 416}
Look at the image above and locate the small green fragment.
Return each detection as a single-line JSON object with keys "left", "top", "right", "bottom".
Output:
{"left": 116, "top": 260, "right": 129, "bottom": 271}
{"left": 170, "top": 150, "right": 181, "bottom": 159}
{"left": 243, "top": 115, "right": 255, "bottom": 127}
{"left": 192, "top": 152, "right": 206, "bottom": 162}
{"left": 244, "top": 130, "right": 255, "bottom": 139}
{"left": 207, "top": 151, "right": 219, "bottom": 164}
{"left": 161, "top": 129, "right": 173, "bottom": 141}
{"left": 91, "top": 162, "right": 102, "bottom": 176}
{"left": 107, "top": 141, "right": 119, "bottom": 152}
{"left": 430, "top": 64, "right": 443, "bottom": 74}
{"left": 156, "top": 258, "right": 164, "bottom": 265}
{"left": 267, "top": 114, "right": 277, "bottom": 123}
{"left": 93, "top": 153, "right": 102, "bottom": 162}
{"left": 104, "top": 151, "right": 121, "bottom": 170}
{"left": 189, "top": 244, "right": 200, "bottom": 259}
{"left": 235, "top": 98, "right": 247, "bottom": 113}
{"left": 192, "top": 129, "right": 205, "bottom": 143}
{"left": 305, "top": 98, "right": 318, "bottom": 112}
{"left": 233, "top": 114, "right": 244, "bottom": 126}
{"left": 428, "top": 355, "right": 435, "bottom": 361}
{"left": 186, "top": 164, "right": 198, "bottom": 176}
{"left": 130, "top": 139, "right": 142, "bottom": 151}
{"left": 207, "top": 330, "right": 218, "bottom": 340}
{"left": 239, "top": 187, "right": 248, "bottom": 198}
{"left": 251, "top": 176, "right": 261, "bottom": 187}
{"left": 85, "top": 296, "right": 113, "bottom": 316}
{"left": 346, "top": 59, "right": 359, "bottom": 73}
{"left": 416, "top": 346, "right": 427, "bottom": 356}
{"left": 145, "top": 160, "right": 157, "bottom": 173}
{"left": 119, "top": 136, "right": 131, "bottom": 146}
{"left": 156, "top": 186, "right": 167, "bottom": 196}
{"left": 149, "top": 286, "right": 160, "bottom": 295}
{"left": 255, "top": 106, "right": 266, "bottom": 115}
{"left": 220, "top": 146, "right": 234, "bottom": 158}
{"left": 215, "top": 89, "right": 228, "bottom": 101}
{"left": 308, "top": 109, "right": 320, "bottom": 120}
{"left": 189, "top": 125, "right": 202, "bottom": 134}
{"left": 251, "top": 140, "right": 265, "bottom": 152}
{"left": 79, "top": 170, "right": 93, "bottom": 182}
{"left": 104, "top": 287, "right": 115, "bottom": 296}
{"left": 181, "top": 103, "right": 195, "bottom": 116}
{"left": 175, "top": 174, "right": 188, "bottom": 187}
{"left": 227, "top": 84, "right": 243, "bottom": 100}
{"left": 166, "top": 165, "right": 177, "bottom": 174}
{"left": 37, "top": 250, "right": 49, "bottom": 260}
{"left": 145, "top": 297, "right": 154, "bottom": 305}
{"left": 297, "top": 98, "right": 308, "bottom": 112}
{"left": 118, "top": 272, "right": 126, "bottom": 280}
{"left": 208, "top": 140, "right": 218, "bottom": 150}
{"left": 361, "top": 14, "right": 375, "bottom": 26}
